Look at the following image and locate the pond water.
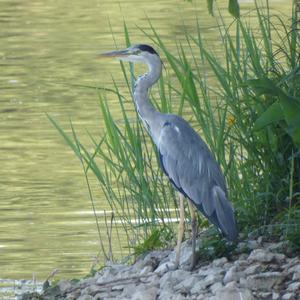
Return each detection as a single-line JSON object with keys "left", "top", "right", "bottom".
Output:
{"left": 0, "top": 0, "right": 291, "bottom": 287}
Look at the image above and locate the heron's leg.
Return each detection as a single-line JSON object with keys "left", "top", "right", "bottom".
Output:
{"left": 175, "top": 193, "right": 185, "bottom": 268}
{"left": 188, "top": 200, "right": 198, "bottom": 270}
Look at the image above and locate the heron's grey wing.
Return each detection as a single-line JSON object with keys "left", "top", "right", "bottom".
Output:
{"left": 157, "top": 117, "right": 237, "bottom": 240}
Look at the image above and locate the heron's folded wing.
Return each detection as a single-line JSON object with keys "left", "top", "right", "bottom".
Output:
{"left": 157, "top": 118, "right": 237, "bottom": 240}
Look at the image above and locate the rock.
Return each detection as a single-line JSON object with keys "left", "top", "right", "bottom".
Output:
{"left": 132, "top": 285, "right": 158, "bottom": 300}
{"left": 258, "top": 292, "right": 272, "bottom": 299}
{"left": 168, "top": 239, "right": 201, "bottom": 268}
{"left": 135, "top": 250, "right": 171, "bottom": 271}
{"left": 155, "top": 261, "right": 178, "bottom": 275}
{"left": 119, "top": 283, "right": 137, "bottom": 298}
{"left": 160, "top": 269, "right": 191, "bottom": 290}
{"left": 236, "top": 242, "right": 247, "bottom": 253}
{"left": 283, "top": 258, "right": 299, "bottom": 270}
{"left": 246, "top": 272, "right": 284, "bottom": 291}
{"left": 198, "top": 266, "right": 225, "bottom": 277}
{"left": 239, "top": 277, "right": 248, "bottom": 288}
{"left": 93, "top": 292, "right": 114, "bottom": 299}
{"left": 212, "top": 286, "right": 254, "bottom": 300}
{"left": 234, "top": 259, "right": 248, "bottom": 268}
{"left": 287, "top": 281, "right": 300, "bottom": 292}
{"left": 144, "top": 273, "right": 160, "bottom": 286}
{"left": 96, "top": 265, "right": 125, "bottom": 283}
{"left": 248, "top": 249, "right": 275, "bottom": 263}
{"left": 212, "top": 257, "right": 228, "bottom": 268}
{"left": 288, "top": 264, "right": 300, "bottom": 274}
{"left": 174, "top": 274, "right": 202, "bottom": 293}
{"left": 273, "top": 253, "right": 286, "bottom": 263}
{"left": 140, "top": 265, "right": 153, "bottom": 275}
{"left": 244, "top": 264, "right": 261, "bottom": 276}
{"left": 292, "top": 272, "right": 300, "bottom": 281}
{"left": 190, "top": 274, "right": 222, "bottom": 294}
{"left": 57, "top": 280, "right": 73, "bottom": 293}
{"left": 247, "top": 240, "right": 259, "bottom": 250}
{"left": 257, "top": 236, "right": 264, "bottom": 244}
{"left": 267, "top": 241, "right": 290, "bottom": 253}
{"left": 81, "top": 284, "right": 102, "bottom": 296}
{"left": 272, "top": 292, "right": 280, "bottom": 300}
{"left": 210, "top": 282, "right": 223, "bottom": 294}
{"left": 282, "top": 293, "right": 295, "bottom": 300}
{"left": 223, "top": 266, "right": 244, "bottom": 285}
{"left": 77, "top": 295, "right": 93, "bottom": 300}
{"left": 225, "top": 281, "right": 239, "bottom": 289}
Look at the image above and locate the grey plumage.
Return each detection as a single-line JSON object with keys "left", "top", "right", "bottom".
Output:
{"left": 100, "top": 44, "right": 238, "bottom": 242}
{"left": 158, "top": 115, "right": 237, "bottom": 240}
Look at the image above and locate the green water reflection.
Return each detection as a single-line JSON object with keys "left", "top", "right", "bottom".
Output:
{"left": 0, "top": 0, "right": 291, "bottom": 280}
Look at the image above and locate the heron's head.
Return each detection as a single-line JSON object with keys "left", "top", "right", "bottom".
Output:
{"left": 99, "top": 44, "right": 160, "bottom": 65}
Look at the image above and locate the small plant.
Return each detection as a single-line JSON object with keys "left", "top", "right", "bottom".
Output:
{"left": 130, "top": 227, "right": 174, "bottom": 257}
{"left": 197, "top": 231, "right": 237, "bottom": 261}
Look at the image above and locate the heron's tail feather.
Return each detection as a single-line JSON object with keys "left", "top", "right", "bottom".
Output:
{"left": 212, "top": 186, "right": 238, "bottom": 241}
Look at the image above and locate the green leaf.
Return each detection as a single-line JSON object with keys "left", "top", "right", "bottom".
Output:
{"left": 228, "top": 0, "right": 240, "bottom": 18}
{"left": 254, "top": 101, "right": 283, "bottom": 130}
{"left": 246, "top": 78, "right": 278, "bottom": 96}
{"left": 278, "top": 94, "right": 300, "bottom": 147}
{"left": 247, "top": 78, "right": 300, "bottom": 147}
{"left": 207, "top": 0, "right": 214, "bottom": 16}
{"left": 47, "top": 114, "right": 81, "bottom": 159}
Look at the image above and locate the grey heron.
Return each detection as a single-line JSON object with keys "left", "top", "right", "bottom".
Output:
{"left": 100, "top": 44, "right": 238, "bottom": 269}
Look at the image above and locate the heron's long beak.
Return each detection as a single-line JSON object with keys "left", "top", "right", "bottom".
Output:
{"left": 98, "top": 48, "right": 132, "bottom": 59}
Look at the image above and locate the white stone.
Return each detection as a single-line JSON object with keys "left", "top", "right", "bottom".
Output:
{"left": 288, "top": 264, "right": 300, "bottom": 274}
{"left": 244, "top": 264, "right": 261, "bottom": 276}
{"left": 273, "top": 253, "right": 286, "bottom": 263}
{"left": 58, "top": 280, "right": 73, "bottom": 293}
{"left": 119, "top": 283, "right": 136, "bottom": 298}
{"left": 214, "top": 286, "right": 254, "bottom": 300}
{"left": 190, "top": 274, "right": 222, "bottom": 294}
{"left": 155, "top": 261, "right": 177, "bottom": 275}
{"left": 247, "top": 240, "right": 259, "bottom": 250}
{"left": 210, "top": 282, "right": 223, "bottom": 294}
{"left": 234, "top": 259, "right": 249, "bottom": 268}
{"left": 225, "top": 281, "right": 239, "bottom": 289}
{"left": 160, "top": 269, "right": 191, "bottom": 289}
{"left": 77, "top": 295, "right": 93, "bottom": 300}
{"left": 257, "top": 292, "right": 272, "bottom": 299}
{"left": 248, "top": 249, "right": 275, "bottom": 263}
{"left": 287, "top": 281, "right": 300, "bottom": 291}
{"left": 198, "top": 266, "right": 225, "bottom": 277}
{"left": 132, "top": 286, "right": 158, "bottom": 300}
{"left": 168, "top": 239, "right": 201, "bottom": 268}
{"left": 272, "top": 292, "right": 280, "bottom": 300}
{"left": 246, "top": 272, "right": 284, "bottom": 291}
{"left": 292, "top": 272, "right": 300, "bottom": 281}
{"left": 174, "top": 274, "right": 202, "bottom": 293}
{"left": 212, "top": 257, "right": 228, "bottom": 268}
{"left": 223, "top": 266, "right": 243, "bottom": 285}
{"left": 282, "top": 293, "right": 295, "bottom": 300}
{"left": 140, "top": 265, "right": 153, "bottom": 275}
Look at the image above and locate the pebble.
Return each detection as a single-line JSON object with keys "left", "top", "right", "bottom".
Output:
{"left": 20, "top": 236, "right": 300, "bottom": 300}
{"left": 248, "top": 249, "right": 275, "bottom": 263}
{"left": 246, "top": 272, "right": 284, "bottom": 291}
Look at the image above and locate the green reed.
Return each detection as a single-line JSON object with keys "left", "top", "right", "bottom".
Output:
{"left": 49, "top": 1, "right": 300, "bottom": 260}
{"left": 143, "top": 1, "right": 300, "bottom": 236}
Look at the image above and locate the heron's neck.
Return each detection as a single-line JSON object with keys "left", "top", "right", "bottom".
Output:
{"left": 133, "top": 58, "right": 162, "bottom": 126}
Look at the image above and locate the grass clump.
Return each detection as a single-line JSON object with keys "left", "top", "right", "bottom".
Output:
{"left": 50, "top": 0, "right": 300, "bottom": 261}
